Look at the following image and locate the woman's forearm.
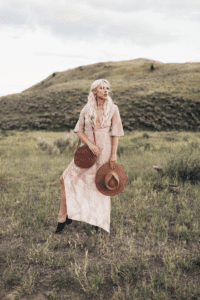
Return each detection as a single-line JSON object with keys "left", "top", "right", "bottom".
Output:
{"left": 76, "top": 132, "right": 118, "bottom": 157}
{"left": 76, "top": 131, "right": 93, "bottom": 147}
{"left": 111, "top": 136, "right": 118, "bottom": 155}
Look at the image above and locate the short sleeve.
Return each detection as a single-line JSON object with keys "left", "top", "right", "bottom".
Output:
{"left": 73, "top": 106, "right": 86, "bottom": 133}
{"left": 111, "top": 105, "right": 124, "bottom": 137}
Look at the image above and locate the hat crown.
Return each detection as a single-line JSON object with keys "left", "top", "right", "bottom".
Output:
{"left": 104, "top": 170, "right": 120, "bottom": 190}
{"left": 95, "top": 162, "right": 127, "bottom": 196}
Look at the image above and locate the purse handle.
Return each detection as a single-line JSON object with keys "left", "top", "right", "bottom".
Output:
{"left": 76, "top": 115, "right": 96, "bottom": 150}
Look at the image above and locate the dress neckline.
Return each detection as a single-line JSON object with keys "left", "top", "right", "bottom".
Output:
{"left": 95, "top": 107, "right": 104, "bottom": 111}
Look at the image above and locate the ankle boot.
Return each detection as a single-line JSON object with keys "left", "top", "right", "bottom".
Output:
{"left": 92, "top": 225, "right": 99, "bottom": 232}
{"left": 66, "top": 215, "right": 72, "bottom": 225}
{"left": 55, "top": 215, "right": 73, "bottom": 234}
{"left": 55, "top": 221, "right": 66, "bottom": 234}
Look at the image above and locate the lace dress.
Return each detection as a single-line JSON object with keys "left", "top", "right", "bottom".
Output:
{"left": 59, "top": 103, "right": 124, "bottom": 233}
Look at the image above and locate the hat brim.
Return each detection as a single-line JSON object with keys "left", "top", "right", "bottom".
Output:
{"left": 95, "top": 162, "right": 127, "bottom": 196}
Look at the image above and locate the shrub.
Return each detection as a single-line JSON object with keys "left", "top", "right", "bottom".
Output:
{"left": 174, "top": 122, "right": 181, "bottom": 128}
{"left": 47, "top": 143, "right": 54, "bottom": 155}
{"left": 129, "top": 118, "right": 135, "bottom": 124}
{"left": 52, "top": 145, "right": 61, "bottom": 155}
{"left": 53, "top": 137, "right": 70, "bottom": 153}
{"left": 143, "top": 132, "right": 149, "bottom": 139}
{"left": 145, "top": 112, "right": 155, "bottom": 118}
{"left": 168, "top": 101, "right": 178, "bottom": 108}
{"left": 155, "top": 124, "right": 162, "bottom": 131}
{"left": 38, "top": 124, "right": 48, "bottom": 129}
{"left": 188, "top": 119, "right": 195, "bottom": 125}
{"left": 42, "top": 143, "right": 60, "bottom": 155}
{"left": 138, "top": 117, "right": 145, "bottom": 124}
{"left": 182, "top": 122, "right": 189, "bottom": 129}
{"left": 134, "top": 112, "right": 142, "bottom": 117}
{"left": 163, "top": 144, "right": 200, "bottom": 184}
{"left": 144, "top": 121, "right": 154, "bottom": 128}
{"left": 37, "top": 134, "right": 77, "bottom": 155}
{"left": 66, "top": 130, "right": 79, "bottom": 149}
{"left": 162, "top": 117, "right": 172, "bottom": 127}
{"left": 37, "top": 138, "right": 49, "bottom": 150}
{"left": 145, "top": 106, "right": 152, "bottom": 112}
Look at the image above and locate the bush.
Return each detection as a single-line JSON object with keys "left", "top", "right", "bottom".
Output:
{"left": 47, "top": 144, "right": 53, "bottom": 155}
{"left": 182, "top": 122, "right": 189, "bottom": 130}
{"left": 143, "top": 132, "right": 149, "bottom": 139}
{"left": 145, "top": 112, "right": 154, "bottom": 118}
{"left": 53, "top": 137, "right": 69, "bottom": 153}
{"left": 162, "top": 117, "right": 172, "bottom": 126}
{"left": 65, "top": 130, "right": 79, "bottom": 151}
{"left": 48, "top": 144, "right": 61, "bottom": 155}
{"left": 37, "top": 136, "right": 71, "bottom": 155}
{"left": 163, "top": 144, "right": 200, "bottom": 184}
{"left": 129, "top": 118, "right": 135, "bottom": 124}
{"left": 138, "top": 117, "right": 145, "bottom": 124}
{"left": 37, "top": 138, "right": 49, "bottom": 150}
{"left": 146, "top": 106, "right": 153, "bottom": 112}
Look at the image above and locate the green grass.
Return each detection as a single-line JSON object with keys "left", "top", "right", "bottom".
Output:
{"left": 0, "top": 129, "right": 200, "bottom": 299}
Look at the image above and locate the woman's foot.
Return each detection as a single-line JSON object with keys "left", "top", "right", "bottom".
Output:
{"left": 55, "top": 221, "right": 66, "bottom": 234}
{"left": 55, "top": 215, "right": 72, "bottom": 234}
{"left": 66, "top": 215, "right": 72, "bottom": 225}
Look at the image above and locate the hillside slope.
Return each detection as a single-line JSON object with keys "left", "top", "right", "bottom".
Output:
{"left": 0, "top": 58, "right": 200, "bottom": 132}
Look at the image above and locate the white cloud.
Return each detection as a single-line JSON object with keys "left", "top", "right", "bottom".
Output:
{"left": 0, "top": 0, "right": 199, "bottom": 96}
{"left": 0, "top": 0, "right": 196, "bottom": 44}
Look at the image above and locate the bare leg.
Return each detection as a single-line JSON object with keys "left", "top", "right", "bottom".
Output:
{"left": 58, "top": 175, "right": 67, "bottom": 223}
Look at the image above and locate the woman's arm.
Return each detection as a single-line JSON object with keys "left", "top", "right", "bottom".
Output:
{"left": 76, "top": 131, "right": 93, "bottom": 148}
{"left": 110, "top": 136, "right": 118, "bottom": 161}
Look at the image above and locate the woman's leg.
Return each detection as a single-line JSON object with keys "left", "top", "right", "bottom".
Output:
{"left": 58, "top": 175, "right": 67, "bottom": 223}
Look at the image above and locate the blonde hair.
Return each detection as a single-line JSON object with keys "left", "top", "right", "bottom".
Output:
{"left": 85, "top": 79, "right": 113, "bottom": 128}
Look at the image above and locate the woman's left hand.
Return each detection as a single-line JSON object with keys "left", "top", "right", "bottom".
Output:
{"left": 109, "top": 154, "right": 117, "bottom": 169}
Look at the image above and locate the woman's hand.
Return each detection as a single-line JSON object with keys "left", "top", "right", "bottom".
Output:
{"left": 109, "top": 153, "right": 117, "bottom": 169}
{"left": 88, "top": 143, "right": 100, "bottom": 156}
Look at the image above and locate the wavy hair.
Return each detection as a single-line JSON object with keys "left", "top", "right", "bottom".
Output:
{"left": 85, "top": 79, "right": 113, "bottom": 128}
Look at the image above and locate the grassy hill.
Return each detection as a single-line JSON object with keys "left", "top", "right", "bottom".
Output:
{"left": 0, "top": 58, "right": 200, "bottom": 132}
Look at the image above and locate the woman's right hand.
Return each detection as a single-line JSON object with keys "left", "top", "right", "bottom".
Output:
{"left": 88, "top": 143, "right": 100, "bottom": 156}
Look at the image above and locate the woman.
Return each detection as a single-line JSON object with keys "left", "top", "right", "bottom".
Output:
{"left": 55, "top": 79, "right": 124, "bottom": 234}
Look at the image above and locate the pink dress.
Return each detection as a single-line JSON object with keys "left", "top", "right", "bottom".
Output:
{"left": 60, "top": 102, "right": 124, "bottom": 233}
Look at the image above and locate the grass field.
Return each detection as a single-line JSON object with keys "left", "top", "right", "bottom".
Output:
{"left": 0, "top": 129, "right": 200, "bottom": 299}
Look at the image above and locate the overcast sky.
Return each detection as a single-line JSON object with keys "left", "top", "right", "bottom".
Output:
{"left": 0, "top": 0, "right": 200, "bottom": 97}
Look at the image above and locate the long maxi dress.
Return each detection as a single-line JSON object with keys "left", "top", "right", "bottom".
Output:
{"left": 59, "top": 103, "right": 124, "bottom": 233}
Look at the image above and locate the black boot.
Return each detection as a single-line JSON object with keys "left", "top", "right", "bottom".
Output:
{"left": 55, "top": 215, "right": 72, "bottom": 234}
{"left": 92, "top": 225, "right": 99, "bottom": 232}
{"left": 55, "top": 221, "right": 66, "bottom": 234}
{"left": 66, "top": 215, "right": 72, "bottom": 225}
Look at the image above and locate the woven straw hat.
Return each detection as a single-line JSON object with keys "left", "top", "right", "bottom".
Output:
{"left": 95, "top": 162, "right": 127, "bottom": 196}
